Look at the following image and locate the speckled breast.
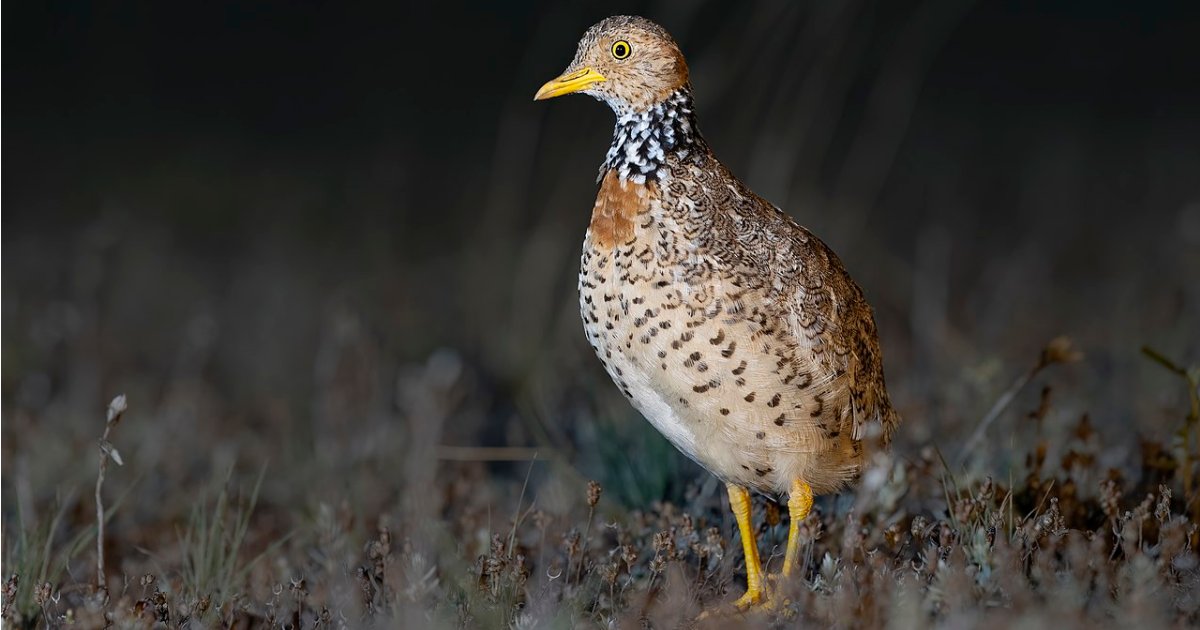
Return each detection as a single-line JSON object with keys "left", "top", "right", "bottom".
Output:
{"left": 577, "top": 169, "right": 853, "bottom": 494}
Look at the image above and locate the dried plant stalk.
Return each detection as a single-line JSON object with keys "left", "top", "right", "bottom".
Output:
{"left": 95, "top": 394, "right": 127, "bottom": 592}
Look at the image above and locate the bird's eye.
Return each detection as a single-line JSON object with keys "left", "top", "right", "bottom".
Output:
{"left": 611, "top": 40, "right": 631, "bottom": 60}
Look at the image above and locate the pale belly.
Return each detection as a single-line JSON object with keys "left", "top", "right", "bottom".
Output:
{"left": 578, "top": 230, "right": 859, "bottom": 495}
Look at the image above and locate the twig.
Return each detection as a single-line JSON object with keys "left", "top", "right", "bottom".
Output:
{"left": 957, "top": 368, "right": 1037, "bottom": 465}
{"left": 95, "top": 394, "right": 128, "bottom": 593}
{"left": 957, "top": 337, "right": 1081, "bottom": 466}
{"left": 1141, "top": 346, "right": 1200, "bottom": 517}
{"left": 575, "top": 480, "right": 602, "bottom": 586}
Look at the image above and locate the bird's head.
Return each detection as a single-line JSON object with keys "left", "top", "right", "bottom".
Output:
{"left": 534, "top": 16, "right": 689, "bottom": 115}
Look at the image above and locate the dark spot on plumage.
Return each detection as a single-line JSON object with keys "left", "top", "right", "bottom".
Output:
{"left": 721, "top": 341, "right": 737, "bottom": 358}
{"left": 768, "top": 393, "right": 782, "bottom": 408}
{"left": 744, "top": 392, "right": 756, "bottom": 402}
{"left": 709, "top": 330, "right": 725, "bottom": 345}
{"left": 774, "top": 414, "right": 785, "bottom": 426}
{"left": 720, "top": 408, "right": 729, "bottom": 416}
{"left": 755, "top": 431, "right": 765, "bottom": 440}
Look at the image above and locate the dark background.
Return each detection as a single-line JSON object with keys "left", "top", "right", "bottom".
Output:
{"left": 4, "top": 1, "right": 1199, "bottom": 510}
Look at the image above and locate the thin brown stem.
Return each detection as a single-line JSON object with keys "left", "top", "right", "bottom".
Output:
{"left": 95, "top": 395, "right": 127, "bottom": 593}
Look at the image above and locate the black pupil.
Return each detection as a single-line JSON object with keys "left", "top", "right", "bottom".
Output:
{"left": 615, "top": 43, "right": 627, "bottom": 56}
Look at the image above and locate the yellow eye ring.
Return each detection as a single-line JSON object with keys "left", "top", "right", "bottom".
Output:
{"left": 611, "top": 40, "right": 632, "bottom": 60}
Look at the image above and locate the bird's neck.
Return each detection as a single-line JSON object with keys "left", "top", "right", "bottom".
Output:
{"left": 602, "top": 87, "right": 705, "bottom": 185}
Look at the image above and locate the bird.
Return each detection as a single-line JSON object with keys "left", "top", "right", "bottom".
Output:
{"left": 535, "top": 15, "right": 900, "bottom": 610}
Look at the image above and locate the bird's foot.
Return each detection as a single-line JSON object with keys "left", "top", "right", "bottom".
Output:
{"left": 696, "top": 582, "right": 779, "bottom": 621}
{"left": 732, "top": 588, "right": 763, "bottom": 610}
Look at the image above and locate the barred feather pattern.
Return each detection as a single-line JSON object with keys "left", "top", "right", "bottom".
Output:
{"left": 579, "top": 106, "right": 899, "bottom": 496}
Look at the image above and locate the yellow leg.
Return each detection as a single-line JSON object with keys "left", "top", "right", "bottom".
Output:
{"left": 726, "top": 482, "right": 765, "bottom": 608}
{"left": 781, "top": 479, "right": 813, "bottom": 577}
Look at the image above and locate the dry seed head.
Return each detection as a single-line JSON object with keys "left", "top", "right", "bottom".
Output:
{"left": 792, "top": 508, "right": 823, "bottom": 549}
{"left": 1155, "top": 484, "right": 1172, "bottom": 523}
{"left": 704, "top": 527, "right": 723, "bottom": 551}
{"left": 1100, "top": 479, "right": 1121, "bottom": 520}
{"left": 1132, "top": 492, "right": 1155, "bottom": 523}
{"left": 2, "top": 575, "right": 16, "bottom": 619}
{"left": 35, "top": 582, "right": 52, "bottom": 607}
{"left": 587, "top": 480, "right": 603, "bottom": 508}
{"left": 1041, "top": 336, "right": 1083, "bottom": 366}
{"left": 619, "top": 544, "right": 637, "bottom": 570}
{"left": 289, "top": 578, "right": 307, "bottom": 597}
{"left": 911, "top": 515, "right": 929, "bottom": 541}
{"left": 602, "top": 560, "right": 620, "bottom": 586}
{"left": 652, "top": 529, "right": 676, "bottom": 559}
{"left": 937, "top": 522, "right": 955, "bottom": 550}
{"left": 680, "top": 512, "right": 693, "bottom": 534}
{"left": 532, "top": 509, "right": 550, "bottom": 532}
{"left": 953, "top": 496, "right": 975, "bottom": 524}
{"left": 563, "top": 529, "right": 581, "bottom": 558}
{"left": 106, "top": 394, "right": 128, "bottom": 425}
{"left": 884, "top": 523, "right": 903, "bottom": 549}
{"left": 979, "top": 476, "right": 994, "bottom": 503}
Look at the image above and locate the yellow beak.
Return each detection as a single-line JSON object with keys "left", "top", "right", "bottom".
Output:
{"left": 534, "top": 67, "right": 607, "bottom": 100}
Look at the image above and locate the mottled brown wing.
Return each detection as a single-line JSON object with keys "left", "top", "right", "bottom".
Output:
{"left": 725, "top": 189, "right": 901, "bottom": 447}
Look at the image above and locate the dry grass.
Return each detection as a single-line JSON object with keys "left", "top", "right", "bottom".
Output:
{"left": 2, "top": 338, "right": 1198, "bottom": 629}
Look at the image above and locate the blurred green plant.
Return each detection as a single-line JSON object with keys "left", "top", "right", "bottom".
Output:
{"left": 592, "top": 410, "right": 698, "bottom": 508}
{"left": 2, "top": 488, "right": 129, "bottom": 629}
{"left": 178, "top": 465, "right": 289, "bottom": 617}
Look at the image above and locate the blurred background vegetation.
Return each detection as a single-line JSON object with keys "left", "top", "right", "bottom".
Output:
{"left": 2, "top": 1, "right": 1199, "bottom": 625}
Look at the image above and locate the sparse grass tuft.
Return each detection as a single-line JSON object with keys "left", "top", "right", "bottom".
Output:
{"left": 177, "top": 464, "right": 283, "bottom": 621}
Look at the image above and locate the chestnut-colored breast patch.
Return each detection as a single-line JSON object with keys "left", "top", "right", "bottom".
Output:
{"left": 590, "top": 170, "right": 655, "bottom": 250}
